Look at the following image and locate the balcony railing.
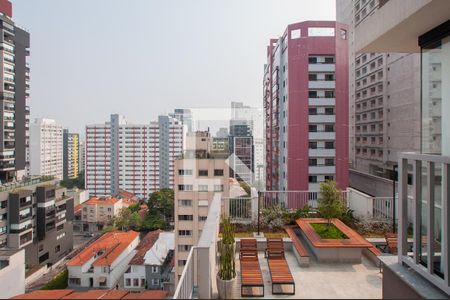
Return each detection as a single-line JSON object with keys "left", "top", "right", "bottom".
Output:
{"left": 397, "top": 152, "right": 450, "bottom": 294}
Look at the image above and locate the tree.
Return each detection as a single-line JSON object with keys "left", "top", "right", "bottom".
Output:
{"left": 239, "top": 182, "right": 251, "bottom": 196}
{"left": 317, "top": 180, "right": 344, "bottom": 227}
{"left": 113, "top": 207, "right": 132, "bottom": 230}
{"left": 148, "top": 188, "right": 174, "bottom": 222}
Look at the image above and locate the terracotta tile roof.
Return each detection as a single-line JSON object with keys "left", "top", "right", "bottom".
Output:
{"left": 11, "top": 290, "right": 74, "bottom": 299}
{"left": 122, "top": 291, "right": 168, "bottom": 299}
{"left": 99, "top": 290, "right": 129, "bottom": 299}
{"left": 67, "top": 230, "right": 139, "bottom": 267}
{"left": 121, "top": 198, "right": 138, "bottom": 207}
{"left": 129, "top": 230, "right": 163, "bottom": 265}
{"left": 117, "top": 190, "right": 135, "bottom": 198}
{"left": 84, "top": 197, "right": 122, "bottom": 206}
{"left": 62, "top": 290, "right": 106, "bottom": 299}
{"left": 74, "top": 204, "right": 82, "bottom": 213}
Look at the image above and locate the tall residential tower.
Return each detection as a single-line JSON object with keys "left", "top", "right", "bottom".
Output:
{"left": 264, "top": 21, "right": 349, "bottom": 192}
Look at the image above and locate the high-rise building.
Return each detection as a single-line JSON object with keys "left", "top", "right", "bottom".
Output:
{"left": 29, "top": 118, "right": 63, "bottom": 180}
{"left": 78, "top": 139, "right": 85, "bottom": 173}
{"left": 169, "top": 109, "right": 193, "bottom": 133}
{"left": 336, "top": 0, "right": 421, "bottom": 196}
{"left": 174, "top": 131, "right": 230, "bottom": 284}
{"left": 230, "top": 102, "right": 265, "bottom": 185}
{"left": 229, "top": 124, "right": 254, "bottom": 184}
{"left": 85, "top": 114, "right": 183, "bottom": 198}
{"left": 264, "top": 21, "right": 349, "bottom": 192}
{"left": 0, "top": 0, "right": 30, "bottom": 183}
{"left": 63, "top": 129, "right": 79, "bottom": 180}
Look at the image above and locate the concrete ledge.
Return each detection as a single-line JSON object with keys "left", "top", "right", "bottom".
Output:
{"left": 291, "top": 246, "right": 310, "bottom": 267}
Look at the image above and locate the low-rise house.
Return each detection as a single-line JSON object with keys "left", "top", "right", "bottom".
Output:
{"left": 124, "top": 230, "right": 174, "bottom": 291}
{"left": 80, "top": 197, "right": 136, "bottom": 232}
{"left": 67, "top": 230, "right": 139, "bottom": 289}
{"left": 11, "top": 289, "right": 168, "bottom": 299}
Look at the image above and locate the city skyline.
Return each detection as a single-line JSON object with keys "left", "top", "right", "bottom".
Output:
{"left": 11, "top": 0, "right": 335, "bottom": 134}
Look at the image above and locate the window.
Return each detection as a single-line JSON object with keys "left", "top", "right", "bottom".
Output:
{"left": 325, "top": 107, "right": 334, "bottom": 115}
{"left": 309, "top": 142, "right": 317, "bottom": 149}
{"left": 308, "top": 108, "right": 317, "bottom": 115}
{"left": 141, "top": 278, "right": 146, "bottom": 287}
{"left": 178, "top": 230, "right": 192, "bottom": 236}
{"left": 325, "top": 142, "right": 334, "bottom": 149}
{"left": 214, "top": 185, "right": 224, "bottom": 192}
{"left": 325, "top": 74, "right": 334, "bottom": 81}
{"left": 199, "top": 216, "right": 207, "bottom": 222}
{"left": 55, "top": 245, "right": 61, "bottom": 253}
{"left": 133, "top": 278, "right": 139, "bottom": 287}
{"left": 290, "top": 29, "right": 301, "bottom": 39}
{"left": 198, "top": 170, "right": 208, "bottom": 176}
{"left": 178, "top": 244, "right": 192, "bottom": 252}
{"left": 198, "top": 185, "right": 208, "bottom": 192}
{"left": 107, "top": 208, "right": 112, "bottom": 212}
{"left": 178, "top": 169, "right": 193, "bottom": 175}
{"left": 152, "top": 278, "right": 160, "bottom": 286}
{"left": 214, "top": 169, "right": 224, "bottom": 176}
{"left": 178, "top": 260, "right": 187, "bottom": 267}
{"left": 308, "top": 90, "right": 317, "bottom": 98}
{"left": 340, "top": 29, "right": 347, "bottom": 40}
{"left": 308, "top": 73, "right": 317, "bottom": 81}
{"left": 308, "top": 57, "right": 317, "bottom": 64}
{"left": 308, "top": 159, "right": 317, "bottom": 166}
{"left": 325, "top": 90, "right": 335, "bottom": 98}
{"left": 178, "top": 185, "right": 193, "bottom": 191}
{"left": 309, "top": 176, "right": 317, "bottom": 183}
{"left": 325, "top": 175, "right": 334, "bottom": 181}
{"left": 308, "top": 27, "right": 335, "bottom": 37}
{"left": 324, "top": 57, "right": 335, "bottom": 64}
{"left": 325, "top": 158, "right": 335, "bottom": 166}
{"left": 39, "top": 244, "right": 44, "bottom": 252}
{"left": 178, "top": 215, "right": 193, "bottom": 221}
{"left": 69, "top": 278, "right": 81, "bottom": 286}
{"left": 325, "top": 124, "right": 334, "bottom": 132}
{"left": 308, "top": 125, "right": 317, "bottom": 132}
{"left": 152, "top": 266, "right": 158, "bottom": 273}
{"left": 198, "top": 200, "right": 208, "bottom": 207}
{"left": 178, "top": 199, "right": 192, "bottom": 206}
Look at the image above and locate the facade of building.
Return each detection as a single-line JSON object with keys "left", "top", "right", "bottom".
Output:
{"left": 229, "top": 124, "right": 254, "bottom": 184}
{"left": 63, "top": 129, "right": 79, "bottom": 180}
{"left": 67, "top": 230, "right": 139, "bottom": 289}
{"left": 0, "top": 248, "right": 25, "bottom": 299}
{"left": 85, "top": 114, "right": 183, "bottom": 198}
{"left": 124, "top": 230, "right": 174, "bottom": 291}
{"left": 354, "top": 0, "right": 450, "bottom": 297}
{"left": 174, "top": 131, "right": 230, "bottom": 284}
{"left": 0, "top": 0, "right": 30, "bottom": 183}
{"left": 29, "top": 118, "right": 63, "bottom": 180}
{"left": 337, "top": 0, "right": 421, "bottom": 196}
{"left": 264, "top": 21, "right": 349, "bottom": 192}
{"left": 1, "top": 182, "right": 74, "bottom": 267}
{"left": 80, "top": 196, "right": 134, "bottom": 232}
{"left": 78, "top": 140, "right": 85, "bottom": 173}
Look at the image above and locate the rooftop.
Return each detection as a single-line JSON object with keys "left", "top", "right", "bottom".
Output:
{"left": 11, "top": 290, "right": 167, "bottom": 299}
{"left": 83, "top": 197, "right": 122, "bottom": 206}
{"left": 128, "top": 230, "right": 162, "bottom": 265}
{"left": 143, "top": 231, "right": 174, "bottom": 266}
{"left": 67, "top": 231, "right": 139, "bottom": 267}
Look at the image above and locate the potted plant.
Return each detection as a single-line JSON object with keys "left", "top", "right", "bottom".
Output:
{"left": 216, "top": 216, "right": 236, "bottom": 299}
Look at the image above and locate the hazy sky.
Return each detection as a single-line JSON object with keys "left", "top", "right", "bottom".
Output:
{"left": 12, "top": 0, "right": 336, "bottom": 135}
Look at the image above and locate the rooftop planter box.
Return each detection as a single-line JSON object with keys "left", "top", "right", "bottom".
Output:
{"left": 296, "top": 218, "right": 372, "bottom": 263}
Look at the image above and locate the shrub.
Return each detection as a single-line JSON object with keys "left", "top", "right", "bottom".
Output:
{"left": 260, "top": 205, "right": 289, "bottom": 230}
{"left": 41, "top": 270, "right": 68, "bottom": 290}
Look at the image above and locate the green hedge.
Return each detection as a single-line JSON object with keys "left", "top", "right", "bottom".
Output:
{"left": 41, "top": 270, "right": 68, "bottom": 290}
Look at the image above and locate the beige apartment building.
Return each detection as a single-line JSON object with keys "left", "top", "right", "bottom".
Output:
{"left": 174, "top": 131, "right": 230, "bottom": 283}
{"left": 80, "top": 196, "right": 135, "bottom": 232}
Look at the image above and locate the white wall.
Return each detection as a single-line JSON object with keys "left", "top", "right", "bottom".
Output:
{"left": 0, "top": 250, "right": 25, "bottom": 299}
{"left": 347, "top": 187, "right": 373, "bottom": 218}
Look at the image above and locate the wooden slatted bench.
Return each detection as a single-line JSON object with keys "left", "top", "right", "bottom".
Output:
{"left": 240, "top": 241, "right": 264, "bottom": 297}
{"left": 265, "top": 238, "right": 284, "bottom": 258}
{"left": 240, "top": 238, "right": 258, "bottom": 259}
{"left": 267, "top": 254, "right": 295, "bottom": 295}
{"left": 284, "top": 226, "right": 310, "bottom": 267}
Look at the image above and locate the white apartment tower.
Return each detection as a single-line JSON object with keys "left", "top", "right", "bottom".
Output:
{"left": 29, "top": 118, "right": 63, "bottom": 180}
{"left": 85, "top": 114, "right": 183, "bottom": 198}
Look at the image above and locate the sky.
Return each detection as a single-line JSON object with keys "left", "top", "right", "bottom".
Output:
{"left": 12, "top": 0, "right": 336, "bottom": 135}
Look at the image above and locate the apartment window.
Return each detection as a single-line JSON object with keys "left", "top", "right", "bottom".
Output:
{"left": 309, "top": 108, "right": 317, "bottom": 115}
{"left": 308, "top": 91, "right": 317, "bottom": 98}
{"left": 325, "top": 74, "right": 335, "bottom": 81}
{"left": 325, "top": 90, "right": 335, "bottom": 98}
{"left": 308, "top": 176, "right": 317, "bottom": 183}
{"left": 214, "top": 169, "right": 224, "bottom": 176}
{"left": 178, "top": 169, "right": 193, "bottom": 176}
{"left": 325, "top": 124, "right": 334, "bottom": 132}
{"left": 107, "top": 208, "right": 111, "bottom": 212}
{"left": 290, "top": 29, "right": 301, "bottom": 39}
{"left": 324, "top": 175, "right": 334, "bottom": 181}
{"left": 178, "top": 199, "right": 192, "bottom": 207}
{"left": 198, "top": 200, "right": 208, "bottom": 207}
{"left": 308, "top": 73, "right": 317, "bottom": 81}
{"left": 198, "top": 185, "right": 208, "bottom": 192}
{"left": 325, "top": 142, "right": 334, "bottom": 149}
{"left": 309, "top": 142, "right": 317, "bottom": 149}
{"left": 178, "top": 215, "right": 193, "bottom": 221}
{"left": 152, "top": 278, "right": 160, "bottom": 286}
{"left": 308, "top": 159, "right": 317, "bottom": 166}
{"left": 178, "top": 244, "right": 192, "bottom": 252}
{"left": 308, "top": 125, "right": 317, "bottom": 132}
{"left": 340, "top": 29, "right": 347, "bottom": 40}
{"left": 325, "top": 107, "right": 334, "bottom": 115}
{"left": 178, "top": 230, "right": 192, "bottom": 236}
{"left": 308, "top": 57, "right": 317, "bottom": 64}
{"left": 214, "top": 185, "right": 224, "bottom": 192}
{"left": 69, "top": 278, "right": 81, "bottom": 286}
{"left": 198, "top": 170, "right": 208, "bottom": 176}
{"left": 178, "top": 260, "right": 187, "bottom": 267}
{"left": 152, "top": 266, "right": 158, "bottom": 273}
{"left": 178, "top": 185, "right": 193, "bottom": 191}
{"left": 325, "top": 158, "right": 335, "bottom": 166}
{"left": 324, "top": 56, "right": 335, "bottom": 63}
{"left": 133, "top": 278, "right": 139, "bottom": 287}
{"left": 55, "top": 245, "right": 61, "bottom": 253}
{"left": 39, "top": 244, "right": 44, "bottom": 252}
{"left": 199, "top": 216, "right": 207, "bottom": 222}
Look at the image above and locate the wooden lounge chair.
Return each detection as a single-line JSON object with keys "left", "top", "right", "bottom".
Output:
{"left": 267, "top": 251, "right": 295, "bottom": 295}
{"left": 240, "top": 243, "right": 264, "bottom": 297}
{"left": 384, "top": 233, "right": 398, "bottom": 254}
{"left": 240, "top": 238, "right": 257, "bottom": 259}
{"left": 265, "top": 238, "right": 284, "bottom": 258}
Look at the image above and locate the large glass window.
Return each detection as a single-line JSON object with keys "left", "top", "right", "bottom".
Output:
{"left": 421, "top": 36, "right": 450, "bottom": 156}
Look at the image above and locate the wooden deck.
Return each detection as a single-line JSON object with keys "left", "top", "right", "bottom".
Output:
{"left": 296, "top": 218, "right": 372, "bottom": 249}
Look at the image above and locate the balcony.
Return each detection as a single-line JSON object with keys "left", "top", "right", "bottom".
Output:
{"left": 308, "top": 132, "right": 335, "bottom": 140}
{"left": 308, "top": 165, "right": 335, "bottom": 175}
{"left": 308, "top": 148, "right": 335, "bottom": 157}
{"left": 308, "top": 98, "right": 335, "bottom": 106}
{"left": 308, "top": 64, "right": 335, "bottom": 72}
{"left": 308, "top": 80, "right": 335, "bottom": 89}
{"left": 308, "top": 114, "right": 335, "bottom": 123}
